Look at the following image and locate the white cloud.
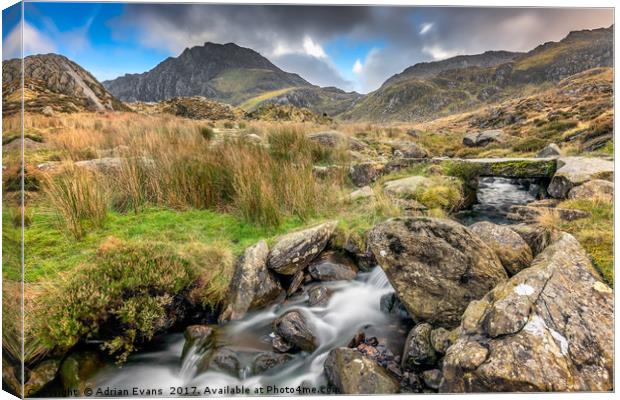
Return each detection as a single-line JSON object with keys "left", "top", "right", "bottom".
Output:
{"left": 422, "top": 45, "right": 457, "bottom": 61}
{"left": 2, "top": 22, "right": 57, "bottom": 60}
{"left": 419, "top": 22, "right": 434, "bottom": 35}
{"left": 352, "top": 59, "right": 363, "bottom": 74}
{"left": 302, "top": 36, "right": 327, "bottom": 58}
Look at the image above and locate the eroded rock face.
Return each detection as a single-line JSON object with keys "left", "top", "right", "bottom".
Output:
{"left": 220, "top": 241, "right": 283, "bottom": 322}
{"left": 368, "top": 217, "right": 507, "bottom": 327}
{"left": 324, "top": 347, "right": 400, "bottom": 394}
{"left": 273, "top": 310, "right": 318, "bottom": 352}
{"left": 470, "top": 221, "right": 533, "bottom": 275}
{"left": 441, "top": 233, "right": 613, "bottom": 392}
{"left": 548, "top": 157, "right": 613, "bottom": 198}
{"left": 567, "top": 179, "right": 614, "bottom": 202}
{"left": 307, "top": 251, "right": 358, "bottom": 281}
{"left": 268, "top": 221, "right": 337, "bottom": 275}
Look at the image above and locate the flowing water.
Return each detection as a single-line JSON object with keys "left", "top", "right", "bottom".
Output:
{"left": 91, "top": 268, "right": 402, "bottom": 396}
{"left": 456, "top": 176, "right": 539, "bottom": 225}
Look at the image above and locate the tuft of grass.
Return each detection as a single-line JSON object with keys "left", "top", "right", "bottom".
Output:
{"left": 181, "top": 242, "right": 234, "bottom": 308}
{"left": 415, "top": 176, "right": 463, "bottom": 212}
{"left": 44, "top": 165, "right": 108, "bottom": 239}
{"left": 199, "top": 126, "right": 215, "bottom": 141}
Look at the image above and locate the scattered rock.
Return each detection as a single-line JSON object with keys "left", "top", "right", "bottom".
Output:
{"left": 349, "top": 162, "right": 385, "bottom": 187}
{"left": 324, "top": 347, "right": 400, "bottom": 394}
{"left": 307, "top": 285, "right": 330, "bottom": 307}
{"left": 210, "top": 347, "right": 240, "bottom": 377}
{"left": 470, "top": 221, "right": 533, "bottom": 275}
{"left": 391, "top": 141, "right": 429, "bottom": 158}
{"left": 307, "top": 251, "right": 358, "bottom": 281}
{"left": 251, "top": 352, "right": 293, "bottom": 375}
{"left": 267, "top": 221, "right": 337, "bottom": 275}
{"left": 507, "top": 205, "right": 590, "bottom": 223}
{"left": 308, "top": 130, "right": 367, "bottom": 151}
{"left": 41, "top": 105, "right": 54, "bottom": 116}
{"left": 422, "top": 369, "right": 443, "bottom": 390}
{"left": 463, "top": 129, "right": 506, "bottom": 147}
{"left": 24, "top": 360, "right": 60, "bottom": 397}
{"left": 402, "top": 323, "right": 437, "bottom": 370}
{"left": 536, "top": 143, "right": 561, "bottom": 158}
{"left": 219, "top": 241, "right": 283, "bottom": 322}
{"left": 348, "top": 186, "right": 374, "bottom": 201}
{"left": 368, "top": 217, "right": 507, "bottom": 327}
{"left": 441, "top": 233, "right": 613, "bottom": 392}
{"left": 273, "top": 310, "right": 318, "bottom": 352}
{"left": 547, "top": 157, "right": 613, "bottom": 198}
{"left": 567, "top": 179, "right": 613, "bottom": 202}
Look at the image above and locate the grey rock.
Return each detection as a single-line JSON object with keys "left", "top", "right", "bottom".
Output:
{"left": 567, "top": 179, "right": 613, "bottom": 202}
{"left": 307, "top": 251, "right": 358, "bottom": 281}
{"left": 251, "top": 352, "right": 294, "bottom": 375}
{"left": 391, "top": 141, "right": 429, "bottom": 158}
{"left": 507, "top": 205, "right": 590, "bottom": 223}
{"left": 548, "top": 157, "right": 613, "bottom": 198}
{"left": 349, "top": 162, "right": 385, "bottom": 187}
{"left": 273, "top": 310, "right": 318, "bottom": 352}
{"left": 307, "top": 285, "right": 330, "bottom": 307}
{"left": 536, "top": 143, "right": 561, "bottom": 157}
{"left": 402, "top": 323, "right": 437, "bottom": 370}
{"left": 308, "top": 130, "right": 367, "bottom": 151}
{"left": 508, "top": 224, "right": 561, "bottom": 256}
{"left": 463, "top": 129, "right": 506, "bottom": 147}
{"left": 267, "top": 221, "right": 337, "bottom": 275}
{"left": 470, "top": 221, "right": 533, "bottom": 275}
{"left": 210, "top": 347, "right": 240, "bottom": 376}
{"left": 422, "top": 369, "right": 443, "bottom": 390}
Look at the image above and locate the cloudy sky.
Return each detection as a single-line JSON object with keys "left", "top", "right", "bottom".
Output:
{"left": 2, "top": 3, "right": 613, "bottom": 93}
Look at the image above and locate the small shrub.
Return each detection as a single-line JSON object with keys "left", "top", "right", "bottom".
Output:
{"left": 199, "top": 126, "right": 215, "bottom": 141}
{"left": 44, "top": 165, "right": 108, "bottom": 239}
{"left": 223, "top": 121, "right": 234, "bottom": 129}
{"left": 38, "top": 239, "right": 197, "bottom": 362}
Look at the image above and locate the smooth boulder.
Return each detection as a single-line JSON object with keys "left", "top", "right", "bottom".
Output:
{"left": 324, "top": 348, "right": 400, "bottom": 394}
{"left": 267, "top": 221, "right": 337, "bottom": 275}
{"left": 441, "top": 233, "right": 613, "bottom": 392}
{"left": 547, "top": 157, "right": 613, "bottom": 198}
{"left": 273, "top": 310, "right": 318, "bottom": 352}
{"left": 368, "top": 217, "right": 507, "bottom": 327}
{"left": 567, "top": 179, "right": 613, "bottom": 202}
{"left": 470, "top": 221, "right": 533, "bottom": 275}
{"left": 219, "top": 241, "right": 283, "bottom": 322}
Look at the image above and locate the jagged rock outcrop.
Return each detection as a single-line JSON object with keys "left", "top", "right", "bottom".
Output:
{"left": 441, "top": 233, "right": 613, "bottom": 392}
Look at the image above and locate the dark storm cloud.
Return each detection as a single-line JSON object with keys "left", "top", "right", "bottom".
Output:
{"left": 113, "top": 5, "right": 613, "bottom": 92}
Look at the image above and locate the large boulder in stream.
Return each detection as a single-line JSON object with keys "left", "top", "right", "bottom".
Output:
{"left": 273, "top": 310, "right": 318, "bottom": 352}
{"left": 470, "top": 221, "right": 533, "bottom": 276}
{"left": 324, "top": 347, "right": 400, "bottom": 394}
{"left": 547, "top": 157, "right": 613, "bottom": 198}
{"left": 219, "top": 241, "right": 283, "bottom": 323}
{"left": 368, "top": 217, "right": 507, "bottom": 328}
{"left": 441, "top": 233, "right": 613, "bottom": 392}
{"left": 268, "top": 221, "right": 338, "bottom": 275}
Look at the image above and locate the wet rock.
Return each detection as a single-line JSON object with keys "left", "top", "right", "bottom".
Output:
{"left": 307, "top": 285, "right": 330, "bottom": 307}
{"left": 210, "top": 347, "right": 240, "bottom": 376}
{"left": 441, "top": 233, "right": 613, "bottom": 392}
{"left": 348, "top": 185, "right": 374, "bottom": 201}
{"left": 422, "top": 369, "right": 443, "bottom": 390}
{"left": 251, "top": 352, "right": 293, "bottom": 375}
{"left": 567, "top": 179, "right": 613, "bottom": 202}
{"left": 59, "top": 351, "right": 103, "bottom": 392}
{"left": 273, "top": 310, "right": 318, "bottom": 352}
{"left": 463, "top": 129, "right": 506, "bottom": 147}
{"left": 272, "top": 334, "right": 293, "bottom": 353}
{"left": 324, "top": 347, "right": 400, "bottom": 394}
{"left": 536, "top": 143, "right": 561, "bottom": 158}
{"left": 470, "top": 221, "right": 533, "bottom": 275}
{"left": 507, "top": 205, "right": 590, "bottom": 223}
{"left": 182, "top": 325, "right": 216, "bottom": 359}
{"left": 307, "top": 251, "right": 358, "bottom": 281}
{"left": 24, "top": 360, "right": 60, "bottom": 397}
{"left": 286, "top": 270, "right": 306, "bottom": 296}
{"left": 547, "top": 157, "right": 613, "bottom": 198}
{"left": 308, "top": 130, "right": 367, "bottom": 151}
{"left": 368, "top": 217, "right": 507, "bottom": 328}
{"left": 508, "top": 224, "right": 561, "bottom": 256}
{"left": 379, "top": 292, "right": 411, "bottom": 320}
{"left": 268, "top": 221, "right": 338, "bottom": 275}
{"left": 349, "top": 162, "right": 385, "bottom": 187}
{"left": 391, "top": 141, "right": 429, "bottom": 158}
{"left": 220, "top": 241, "right": 283, "bottom": 322}
{"left": 402, "top": 323, "right": 437, "bottom": 370}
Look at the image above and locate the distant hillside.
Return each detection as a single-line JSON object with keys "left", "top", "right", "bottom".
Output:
{"left": 103, "top": 42, "right": 312, "bottom": 105}
{"left": 341, "top": 26, "right": 613, "bottom": 122}
{"left": 2, "top": 54, "right": 128, "bottom": 114}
